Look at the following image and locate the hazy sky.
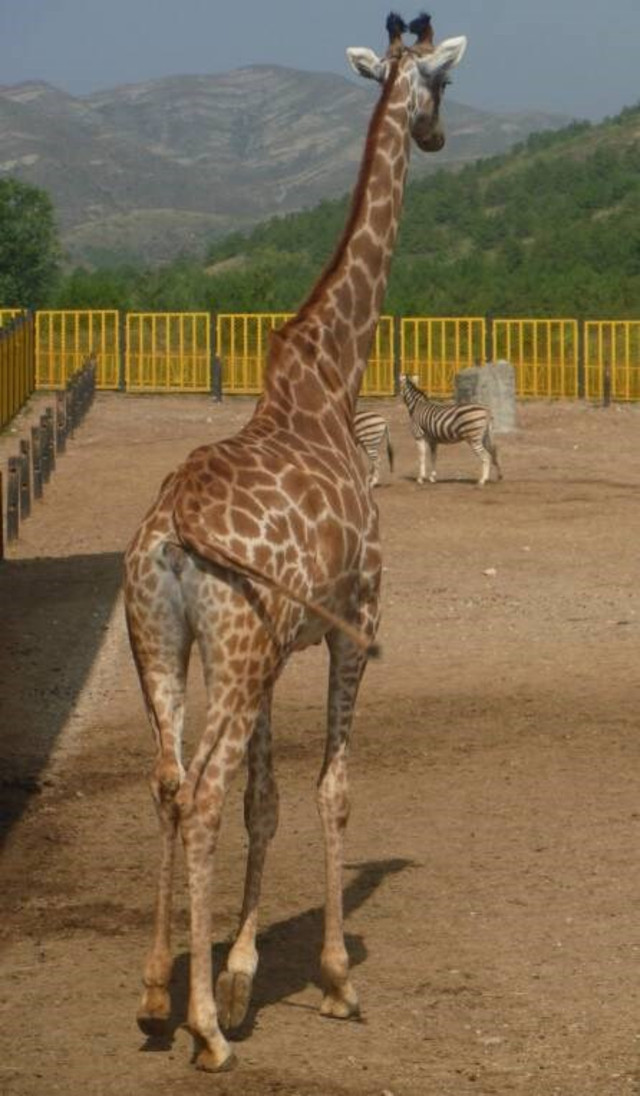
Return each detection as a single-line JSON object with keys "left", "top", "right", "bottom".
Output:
{"left": 1, "top": 0, "right": 639, "bottom": 120}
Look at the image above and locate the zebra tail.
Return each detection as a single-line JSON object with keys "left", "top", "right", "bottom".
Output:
{"left": 386, "top": 427, "right": 395, "bottom": 473}
{"left": 483, "top": 419, "right": 497, "bottom": 455}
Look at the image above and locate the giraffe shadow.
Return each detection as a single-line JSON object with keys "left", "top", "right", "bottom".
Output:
{"left": 139, "top": 856, "right": 415, "bottom": 1051}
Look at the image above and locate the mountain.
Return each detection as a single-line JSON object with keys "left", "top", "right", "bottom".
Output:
{"left": 197, "top": 105, "right": 640, "bottom": 319}
{"left": 0, "top": 68, "right": 571, "bottom": 266}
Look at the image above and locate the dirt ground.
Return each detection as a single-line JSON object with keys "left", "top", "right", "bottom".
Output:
{"left": 1, "top": 391, "right": 639, "bottom": 1096}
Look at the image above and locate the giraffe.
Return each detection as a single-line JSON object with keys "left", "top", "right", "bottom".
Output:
{"left": 123, "top": 11, "right": 466, "bottom": 1073}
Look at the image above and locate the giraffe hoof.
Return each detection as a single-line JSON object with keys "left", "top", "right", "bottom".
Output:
{"left": 137, "top": 987, "right": 170, "bottom": 1036}
{"left": 215, "top": 970, "right": 253, "bottom": 1030}
{"left": 195, "top": 1046, "right": 237, "bottom": 1073}
{"left": 320, "top": 987, "right": 360, "bottom": 1021}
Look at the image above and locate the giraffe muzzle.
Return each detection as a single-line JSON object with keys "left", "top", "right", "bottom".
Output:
{"left": 413, "top": 125, "right": 445, "bottom": 153}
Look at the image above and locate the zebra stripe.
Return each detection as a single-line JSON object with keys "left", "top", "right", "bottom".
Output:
{"left": 353, "top": 410, "right": 394, "bottom": 487}
{"left": 399, "top": 374, "right": 502, "bottom": 486}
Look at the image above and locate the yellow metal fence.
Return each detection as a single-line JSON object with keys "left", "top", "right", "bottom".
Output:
{"left": 217, "top": 313, "right": 397, "bottom": 395}
{"left": 0, "top": 312, "right": 35, "bottom": 429}
{"left": 584, "top": 321, "right": 640, "bottom": 401}
{"left": 492, "top": 318, "right": 579, "bottom": 398}
{"left": 361, "top": 316, "right": 395, "bottom": 395}
{"left": 4, "top": 308, "right": 640, "bottom": 402}
{"left": 36, "top": 310, "right": 120, "bottom": 389}
{"left": 217, "top": 313, "right": 293, "bottom": 394}
{"left": 0, "top": 308, "right": 23, "bottom": 328}
{"left": 401, "top": 317, "right": 486, "bottom": 396}
{"left": 126, "top": 313, "right": 211, "bottom": 391}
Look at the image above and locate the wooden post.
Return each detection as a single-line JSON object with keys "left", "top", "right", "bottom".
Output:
{"left": 56, "top": 392, "right": 67, "bottom": 454}
{"left": 40, "top": 413, "right": 51, "bottom": 483}
{"left": 31, "top": 425, "right": 43, "bottom": 499}
{"left": 19, "top": 439, "right": 31, "bottom": 520}
{"left": 44, "top": 407, "right": 56, "bottom": 473}
{"left": 0, "top": 471, "right": 4, "bottom": 561}
{"left": 7, "top": 457, "right": 20, "bottom": 542}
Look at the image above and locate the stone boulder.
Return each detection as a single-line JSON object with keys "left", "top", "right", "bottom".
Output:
{"left": 454, "top": 360, "right": 517, "bottom": 433}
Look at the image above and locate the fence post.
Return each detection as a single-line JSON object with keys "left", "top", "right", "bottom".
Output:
{"left": 7, "top": 457, "right": 20, "bottom": 542}
{"left": 19, "top": 439, "right": 31, "bottom": 521}
{"left": 211, "top": 356, "right": 223, "bottom": 402}
{"left": 31, "top": 425, "right": 43, "bottom": 499}
{"left": 119, "top": 312, "right": 127, "bottom": 391}
{"left": 0, "top": 471, "right": 3, "bottom": 561}
{"left": 40, "top": 413, "right": 51, "bottom": 484}
{"left": 56, "top": 392, "right": 67, "bottom": 453}
{"left": 67, "top": 384, "right": 76, "bottom": 438}
{"left": 485, "top": 314, "right": 494, "bottom": 365}
{"left": 44, "top": 407, "right": 56, "bottom": 473}
{"left": 393, "top": 315, "right": 401, "bottom": 395}
{"left": 577, "top": 319, "right": 586, "bottom": 399}
{"left": 603, "top": 363, "right": 611, "bottom": 407}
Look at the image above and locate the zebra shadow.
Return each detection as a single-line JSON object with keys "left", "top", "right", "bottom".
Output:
{"left": 399, "top": 474, "right": 478, "bottom": 485}
{"left": 140, "top": 855, "right": 415, "bottom": 1050}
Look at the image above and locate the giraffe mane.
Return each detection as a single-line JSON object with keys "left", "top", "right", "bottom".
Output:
{"left": 282, "top": 57, "right": 401, "bottom": 330}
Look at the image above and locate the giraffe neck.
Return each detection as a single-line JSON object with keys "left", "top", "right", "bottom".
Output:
{"left": 278, "top": 62, "right": 412, "bottom": 410}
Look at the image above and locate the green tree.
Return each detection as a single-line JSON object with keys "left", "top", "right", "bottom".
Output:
{"left": 0, "top": 178, "right": 60, "bottom": 307}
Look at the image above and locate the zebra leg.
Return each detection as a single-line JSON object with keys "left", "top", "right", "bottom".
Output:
{"left": 490, "top": 440, "right": 503, "bottom": 481}
{"left": 428, "top": 440, "right": 438, "bottom": 484}
{"left": 416, "top": 438, "right": 427, "bottom": 486}
{"left": 369, "top": 456, "right": 381, "bottom": 488}
{"left": 469, "top": 439, "right": 491, "bottom": 486}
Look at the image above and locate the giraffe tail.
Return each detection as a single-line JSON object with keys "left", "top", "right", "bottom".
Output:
{"left": 171, "top": 535, "right": 381, "bottom": 659}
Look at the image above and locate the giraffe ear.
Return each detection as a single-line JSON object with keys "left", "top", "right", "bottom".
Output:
{"left": 416, "top": 36, "right": 467, "bottom": 82}
{"left": 346, "top": 47, "right": 388, "bottom": 83}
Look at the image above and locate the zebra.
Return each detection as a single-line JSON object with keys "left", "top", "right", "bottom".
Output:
{"left": 353, "top": 409, "right": 394, "bottom": 487}
{"left": 399, "top": 373, "right": 502, "bottom": 486}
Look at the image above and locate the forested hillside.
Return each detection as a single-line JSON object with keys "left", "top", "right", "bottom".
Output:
{"left": 55, "top": 105, "right": 640, "bottom": 318}
{"left": 1, "top": 69, "right": 565, "bottom": 265}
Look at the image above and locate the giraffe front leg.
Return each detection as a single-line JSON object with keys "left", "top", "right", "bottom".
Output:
{"left": 216, "top": 696, "right": 279, "bottom": 1031}
{"left": 317, "top": 629, "right": 371, "bottom": 1021}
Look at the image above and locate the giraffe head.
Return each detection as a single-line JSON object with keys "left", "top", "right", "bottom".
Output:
{"left": 347, "top": 11, "right": 467, "bottom": 152}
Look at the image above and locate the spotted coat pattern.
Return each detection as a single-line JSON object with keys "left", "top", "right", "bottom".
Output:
{"left": 123, "top": 16, "right": 466, "bottom": 1073}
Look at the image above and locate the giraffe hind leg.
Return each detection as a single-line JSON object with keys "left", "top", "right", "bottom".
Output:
{"left": 216, "top": 695, "right": 279, "bottom": 1031}
{"left": 178, "top": 688, "right": 269, "bottom": 1072}
{"left": 125, "top": 595, "right": 190, "bottom": 1039}
{"left": 317, "top": 626, "right": 376, "bottom": 1021}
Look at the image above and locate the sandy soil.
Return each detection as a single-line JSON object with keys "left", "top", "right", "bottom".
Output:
{"left": 1, "top": 391, "right": 639, "bottom": 1096}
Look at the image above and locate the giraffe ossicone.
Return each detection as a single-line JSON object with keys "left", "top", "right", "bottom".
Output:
{"left": 124, "top": 10, "right": 466, "bottom": 1073}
